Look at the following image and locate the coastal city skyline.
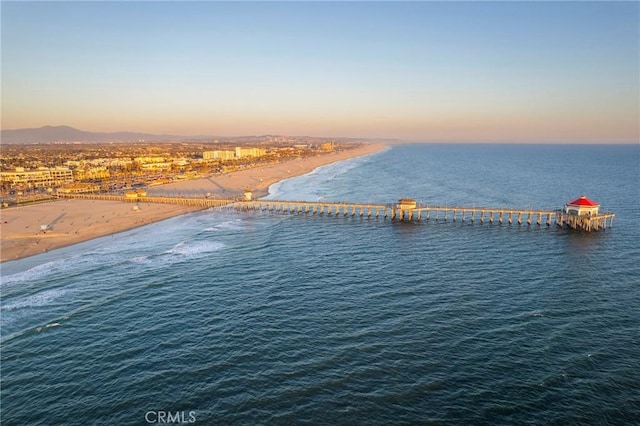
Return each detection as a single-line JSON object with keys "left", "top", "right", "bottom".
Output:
{"left": 2, "top": 1, "right": 638, "bottom": 144}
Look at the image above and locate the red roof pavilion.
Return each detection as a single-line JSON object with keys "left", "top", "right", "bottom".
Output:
{"left": 566, "top": 195, "right": 599, "bottom": 207}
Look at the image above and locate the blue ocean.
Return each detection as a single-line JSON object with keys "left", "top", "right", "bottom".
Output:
{"left": 1, "top": 144, "right": 638, "bottom": 425}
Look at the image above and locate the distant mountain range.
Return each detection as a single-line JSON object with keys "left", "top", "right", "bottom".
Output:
{"left": 1, "top": 125, "right": 403, "bottom": 145}
{"left": 0, "top": 125, "right": 188, "bottom": 144}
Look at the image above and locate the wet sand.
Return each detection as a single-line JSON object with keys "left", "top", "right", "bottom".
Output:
{"left": 1, "top": 144, "right": 386, "bottom": 262}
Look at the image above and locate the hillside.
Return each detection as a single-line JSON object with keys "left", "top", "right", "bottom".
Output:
{"left": 0, "top": 126, "right": 184, "bottom": 144}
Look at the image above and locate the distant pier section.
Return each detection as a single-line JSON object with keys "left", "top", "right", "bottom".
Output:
{"left": 57, "top": 192, "right": 614, "bottom": 232}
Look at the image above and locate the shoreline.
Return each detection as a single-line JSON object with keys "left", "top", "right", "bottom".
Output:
{"left": 0, "top": 143, "right": 386, "bottom": 263}
{"left": 143, "top": 143, "right": 386, "bottom": 200}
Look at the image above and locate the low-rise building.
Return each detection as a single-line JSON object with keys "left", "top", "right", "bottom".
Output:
{"left": 140, "top": 162, "right": 172, "bottom": 171}
{"left": 204, "top": 150, "right": 236, "bottom": 160}
{"left": 134, "top": 156, "right": 165, "bottom": 164}
{"left": 74, "top": 166, "right": 110, "bottom": 181}
{"left": 1, "top": 166, "right": 73, "bottom": 189}
{"left": 57, "top": 183, "right": 100, "bottom": 194}
{"left": 235, "top": 147, "right": 266, "bottom": 158}
{"left": 321, "top": 141, "right": 335, "bottom": 151}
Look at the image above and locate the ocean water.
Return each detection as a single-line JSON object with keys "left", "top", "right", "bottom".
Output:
{"left": 1, "top": 144, "right": 638, "bottom": 425}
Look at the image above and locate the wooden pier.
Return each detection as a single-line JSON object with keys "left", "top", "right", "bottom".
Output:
{"left": 230, "top": 200, "right": 558, "bottom": 226}
{"left": 227, "top": 199, "right": 614, "bottom": 231}
{"left": 55, "top": 193, "right": 614, "bottom": 232}
{"left": 56, "top": 193, "right": 234, "bottom": 208}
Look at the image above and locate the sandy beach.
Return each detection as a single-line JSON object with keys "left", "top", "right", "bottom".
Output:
{"left": 1, "top": 143, "right": 385, "bottom": 262}
{"left": 145, "top": 143, "right": 386, "bottom": 199}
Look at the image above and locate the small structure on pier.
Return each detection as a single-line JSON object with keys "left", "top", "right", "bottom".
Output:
{"left": 564, "top": 195, "right": 599, "bottom": 216}
{"left": 244, "top": 188, "right": 253, "bottom": 201}
{"left": 397, "top": 198, "right": 417, "bottom": 210}
{"left": 394, "top": 198, "right": 417, "bottom": 221}
{"left": 125, "top": 190, "right": 147, "bottom": 200}
{"left": 557, "top": 195, "right": 614, "bottom": 232}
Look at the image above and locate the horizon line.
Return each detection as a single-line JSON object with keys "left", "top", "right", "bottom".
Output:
{"left": 1, "top": 124, "right": 637, "bottom": 145}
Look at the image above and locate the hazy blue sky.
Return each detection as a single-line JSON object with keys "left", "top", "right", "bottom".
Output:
{"left": 2, "top": 1, "right": 638, "bottom": 142}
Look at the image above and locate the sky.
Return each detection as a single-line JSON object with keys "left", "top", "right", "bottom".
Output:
{"left": 2, "top": 1, "right": 639, "bottom": 143}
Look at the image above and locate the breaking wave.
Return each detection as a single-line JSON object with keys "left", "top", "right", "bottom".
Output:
{"left": 163, "top": 240, "right": 226, "bottom": 257}
{"left": 204, "top": 219, "right": 244, "bottom": 232}
{"left": 1, "top": 288, "right": 70, "bottom": 312}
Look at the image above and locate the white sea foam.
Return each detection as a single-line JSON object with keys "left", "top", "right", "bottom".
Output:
{"left": 36, "top": 322, "right": 62, "bottom": 333}
{"left": 164, "top": 240, "right": 226, "bottom": 257}
{"left": 265, "top": 180, "right": 284, "bottom": 199}
{"left": 204, "top": 219, "right": 243, "bottom": 232}
{"left": 264, "top": 156, "right": 367, "bottom": 201}
{"left": 1, "top": 288, "right": 70, "bottom": 312}
{"left": 1, "top": 260, "right": 69, "bottom": 286}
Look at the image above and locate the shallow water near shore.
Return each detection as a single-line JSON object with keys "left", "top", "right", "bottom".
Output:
{"left": 1, "top": 144, "right": 638, "bottom": 425}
